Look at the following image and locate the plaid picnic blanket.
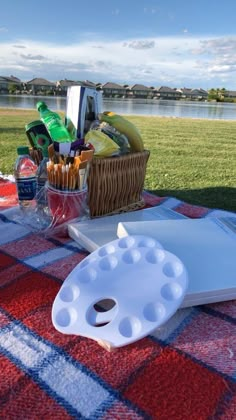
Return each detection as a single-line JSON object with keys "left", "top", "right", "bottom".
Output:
{"left": 0, "top": 177, "right": 235, "bottom": 419}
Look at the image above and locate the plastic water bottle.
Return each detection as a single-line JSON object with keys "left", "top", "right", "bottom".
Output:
{"left": 37, "top": 101, "right": 71, "bottom": 143}
{"left": 14, "top": 146, "right": 37, "bottom": 210}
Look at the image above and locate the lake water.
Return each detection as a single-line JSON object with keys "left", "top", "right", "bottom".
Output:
{"left": 1, "top": 94, "right": 236, "bottom": 120}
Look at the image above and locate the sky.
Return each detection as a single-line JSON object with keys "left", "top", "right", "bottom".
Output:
{"left": 2, "top": 0, "right": 236, "bottom": 90}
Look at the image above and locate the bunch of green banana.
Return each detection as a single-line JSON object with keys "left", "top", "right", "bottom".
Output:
{"left": 99, "top": 112, "right": 144, "bottom": 152}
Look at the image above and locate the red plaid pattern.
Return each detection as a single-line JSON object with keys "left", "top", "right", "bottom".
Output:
{"left": 0, "top": 179, "right": 235, "bottom": 419}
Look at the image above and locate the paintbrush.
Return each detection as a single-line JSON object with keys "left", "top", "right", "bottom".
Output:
{"left": 78, "top": 161, "right": 88, "bottom": 190}
{"left": 80, "top": 150, "right": 94, "bottom": 162}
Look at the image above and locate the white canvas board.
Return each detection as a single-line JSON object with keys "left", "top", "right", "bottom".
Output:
{"left": 181, "top": 292, "right": 235, "bottom": 308}
{"left": 68, "top": 206, "right": 187, "bottom": 253}
{"left": 117, "top": 217, "right": 236, "bottom": 306}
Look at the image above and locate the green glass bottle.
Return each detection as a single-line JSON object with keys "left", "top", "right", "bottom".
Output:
{"left": 37, "top": 101, "right": 71, "bottom": 143}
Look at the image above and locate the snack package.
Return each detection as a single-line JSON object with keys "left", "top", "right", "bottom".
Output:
{"left": 99, "top": 112, "right": 144, "bottom": 152}
{"left": 85, "top": 130, "right": 120, "bottom": 157}
{"left": 98, "top": 122, "right": 130, "bottom": 154}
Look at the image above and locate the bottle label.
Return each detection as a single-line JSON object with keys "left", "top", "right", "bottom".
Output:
{"left": 47, "top": 116, "right": 61, "bottom": 128}
{"left": 16, "top": 177, "right": 37, "bottom": 200}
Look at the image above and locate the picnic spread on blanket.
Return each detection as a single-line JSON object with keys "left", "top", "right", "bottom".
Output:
{"left": 0, "top": 85, "right": 235, "bottom": 418}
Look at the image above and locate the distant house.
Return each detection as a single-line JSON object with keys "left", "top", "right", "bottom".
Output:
{"left": 0, "top": 75, "right": 22, "bottom": 93}
{"left": 82, "top": 80, "right": 97, "bottom": 88}
{"left": 26, "top": 78, "right": 56, "bottom": 94}
{"left": 0, "top": 74, "right": 213, "bottom": 102}
{"left": 224, "top": 90, "right": 236, "bottom": 99}
{"left": 129, "top": 84, "right": 153, "bottom": 98}
{"left": 102, "top": 82, "right": 127, "bottom": 98}
{"left": 155, "top": 86, "right": 182, "bottom": 100}
{"left": 193, "top": 88, "right": 208, "bottom": 99}
{"left": 177, "top": 87, "right": 192, "bottom": 99}
{"left": 56, "top": 79, "right": 81, "bottom": 95}
{"left": 74, "top": 80, "right": 100, "bottom": 90}
{"left": 178, "top": 87, "right": 208, "bottom": 100}
{"left": 56, "top": 79, "right": 99, "bottom": 95}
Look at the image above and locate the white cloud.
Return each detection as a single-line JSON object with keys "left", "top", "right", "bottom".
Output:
{"left": 13, "top": 44, "right": 26, "bottom": 49}
{"left": 0, "top": 35, "right": 236, "bottom": 88}
{"left": 20, "top": 53, "right": 46, "bottom": 61}
{"left": 123, "top": 40, "right": 155, "bottom": 49}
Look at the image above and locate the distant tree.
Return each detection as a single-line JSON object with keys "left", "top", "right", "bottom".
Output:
{"left": 208, "top": 88, "right": 225, "bottom": 102}
{"left": 8, "top": 83, "right": 18, "bottom": 93}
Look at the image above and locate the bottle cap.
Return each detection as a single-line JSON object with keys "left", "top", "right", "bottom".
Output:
{"left": 17, "top": 146, "right": 30, "bottom": 155}
{"left": 36, "top": 101, "right": 47, "bottom": 111}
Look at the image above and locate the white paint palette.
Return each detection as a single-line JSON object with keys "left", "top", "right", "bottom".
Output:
{"left": 52, "top": 235, "right": 188, "bottom": 348}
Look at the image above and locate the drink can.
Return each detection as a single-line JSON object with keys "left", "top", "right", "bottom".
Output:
{"left": 25, "top": 120, "right": 52, "bottom": 156}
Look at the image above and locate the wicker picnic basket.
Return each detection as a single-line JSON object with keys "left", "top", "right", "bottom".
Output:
{"left": 87, "top": 150, "right": 150, "bottom": 218}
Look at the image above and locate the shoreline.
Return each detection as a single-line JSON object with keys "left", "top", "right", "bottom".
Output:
{"left": 0, "top": 106, "right": 235, "bottom": 123}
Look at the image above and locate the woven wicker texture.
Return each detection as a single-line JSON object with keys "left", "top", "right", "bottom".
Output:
{"left": 87, "top": 150, "right": 150, "bottom": 217}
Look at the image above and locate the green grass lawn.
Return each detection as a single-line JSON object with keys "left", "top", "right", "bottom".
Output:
{"left": 1, "top": 108, "right": 236, "bottom": 212}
